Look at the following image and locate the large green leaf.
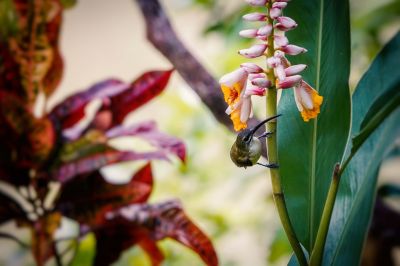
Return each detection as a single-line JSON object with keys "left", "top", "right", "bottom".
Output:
{"left": 324, "top": 32, "right": 400, "bottom": 266}
{"left": 277, "top": 0, "right": 351, "bottom": 252}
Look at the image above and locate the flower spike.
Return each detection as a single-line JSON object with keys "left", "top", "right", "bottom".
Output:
{"left": 220, "top": 0, "right": 323, "bottom": 130}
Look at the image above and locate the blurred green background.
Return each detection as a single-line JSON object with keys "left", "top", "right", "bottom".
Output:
{"left": 0, "top": 0, "right": 399, "bottom": 265}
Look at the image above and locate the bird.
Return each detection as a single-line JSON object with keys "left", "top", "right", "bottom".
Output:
{"left": 230, "top": 114, "right": 281, "bottom": 168}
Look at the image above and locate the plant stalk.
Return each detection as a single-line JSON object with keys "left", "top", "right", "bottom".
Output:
{"left": 265, "top": 88, "right": 308, "bottom": 266}
{"left": 264, "top": 2, "right": 307, "bottom": 263}
{"left": 309, "top": 163, "right": 341, "bottom": 266}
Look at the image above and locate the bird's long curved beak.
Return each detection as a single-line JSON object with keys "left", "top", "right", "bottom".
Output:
{"left": 245, "top": 114, "right": 282, "bottom": 140}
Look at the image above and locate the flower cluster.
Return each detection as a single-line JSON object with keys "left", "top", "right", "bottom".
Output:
{"left": 219, "top": 0, "right": 323, "bottom": 131}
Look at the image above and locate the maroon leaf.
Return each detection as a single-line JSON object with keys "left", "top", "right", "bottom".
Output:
{"left": 57, "top": 164, "right": 153, "bottom": 227}
{"left": 106, "top": 120, "right": 186, "bottom": 162}
{"left": 0, "top": 91, "right": 33, "bottom": 135}
{"left": 108, "top": 70, "right": 173, "bottom": 125}
{"left": 54, "top": 150, "right": 168, "bottom": 184}
{"left": 49, "top": 79, "right": 128, "bottom": 129}
{"left": 95, "top": 200, "right": 218, "bottom": 266}
{"left": 0, "top": 91, "right": 55, "bottom": 167}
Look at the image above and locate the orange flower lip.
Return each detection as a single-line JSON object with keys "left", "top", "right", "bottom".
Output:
{"left": 294, "top": 80, "right": 323, "bottom": 122}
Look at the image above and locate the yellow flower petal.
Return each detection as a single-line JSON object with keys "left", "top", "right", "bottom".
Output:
{"left": 221, "top": 83, "right": 242, "bottom": 106}
{"left": 230, "top": 109, "right": 247, "bottom": 131}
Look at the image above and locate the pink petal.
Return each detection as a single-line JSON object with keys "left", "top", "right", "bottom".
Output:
{"left": 270, "top": 8, "right": 282, "bottom": 19}
{"left": 278, "top": 75, "right": 302, "bottom": 89}
{"left": 267, "top": 57, "right": 281, "bottom": 68}
{"left": 245, "top": 0, "right": 268, "bottom": 6}
{"left": 238, "top": 44, "right": 267, "bottom": 58}
{"left": 272, "top": 2, "right": 288, "bottom": 8}
{"left": 251, "top": 78, "right": 271, "bottom": 88}
{"left": 274, "top": 35, "right": 289, "bottom": 47}
{"left": 219, "top": 68, "right": 248, "bottom": 87}
{"left": 285, "top": 64, "right": 307, "bottom": 76}
{"left": 274, "top": 64, "right": 286, "bottom": 81}
{"left": 240, "top": 97, "right": 252, "bottom": 123}
{"left": 239, "top": 29, "right": 258, "bottom": 38}
{"left": 240, "top": 63, "right": 264, "bottom": 74}
{"left": 275, "top": 16, "right": 297, "bottom": 31}
{"left": 257, "top": 24, "right": 273, "bottom": 37}
{"left": 281, "top": 44, "right": 308, "bottom": 55}
{"left": 242, "top": 12, "right": 267, "bottom": 21}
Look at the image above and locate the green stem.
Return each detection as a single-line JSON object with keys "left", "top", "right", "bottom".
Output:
{"left": 309, "top": 163, "right": 341, "bottom": 266}
{"left": 266, "top": 88, "right": 308, "bottom": 266}
{"left": 264, "top": 2, "right": 307, "bottom": 264}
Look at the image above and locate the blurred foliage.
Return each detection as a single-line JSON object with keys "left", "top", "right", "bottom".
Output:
{"left": 267, "top": 229, "right": 292, "bottom": 264}
{"left": 0, "top": 0, "right": 19, "bottom": 38}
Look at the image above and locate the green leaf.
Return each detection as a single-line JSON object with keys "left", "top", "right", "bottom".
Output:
{"left": 324, "top": 32, "right": 400, "bottom": 265}
{"left": 351, "top": 83, "right": 400, "bottom": 154}
{"left": 277, "top": 0, "right": 351, "bottom": 252}
{"left": 268, "top": 228, "right": 291, "bottom": 263}
{"left": 0, "top": 0, "right": 19, "bottom": 38}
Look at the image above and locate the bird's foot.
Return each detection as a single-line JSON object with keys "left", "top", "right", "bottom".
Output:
{"left": 257, "top": 162, "right": 279, "bottom": 169}
{"left": 257, "top": 131, "right": 274, "bottom": 139}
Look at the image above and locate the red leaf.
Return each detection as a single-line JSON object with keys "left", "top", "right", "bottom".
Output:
{"left": 106, "top": 120, "right": 186, "bottom": 162}
{"left": 49, "top": 79, "right": 128, "bottom": 129}
{"left": 1, "top": 0, "right": 64, "bottom": 107}
{"left": 100, "top": 200, "right": 218, "bottom": 266}
{"left": 0, "top": 91, "right": 55, "bottom": 167}
{"left": 57, "top": 164, "right": 153, "bottom": 226}
{"left": 54, "top": 150, "right": 168, "bottom": 184}
{"left": 109, "top": 70, "right": 173, "bottom": 125}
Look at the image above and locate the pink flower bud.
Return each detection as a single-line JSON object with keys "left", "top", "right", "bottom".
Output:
{"left": 240, "top": 63, "right": 264, "bottom": 73}
{"left": 285, "top": 64, "right": 307, "bottom": 75}
{"left": 274, "top": 50, "right": 285, "bottom": 58}
{"left": 245, "top": 83, "right": 266, "bottom": 96}
{"left": 219, "top": 68, "right": 248, "bottom": 87}
{"left": 245, "top": 0, "right": 268, "bottom": 6}
{"left": 249, "top": 73, "right": 266, "bottom": 80}
{"left": 257, "top": 24, "right": 272, "bottom": 37}
{"left": 243, "top": 12, "right": 267, "bottom": 21}
{"left": 274, "top": 35, "right": 289, "bottom": 47}
{"left": 251, "top": 78, "right": 271, "bottom": 88}
{"left": 278, "top": 75, "right": 302, "bottom": 89}
{"left": 270, "top": 8, "right": 282, "bottom": 19}
{"left": 256, "top": 35, "right": 268, "bottom": 41}
{"left": 239, "top": 29, "right": 258, "bottom": 38}
{"left": 267, "top": 57, "right": 281, "bottom": 68}
{"left": 238, "top": 44, "right": 267, "bottom": 58}
{"left": 275, "top": 16, "right": 297, "bottom": 31}
{"left": 274, "top": 64, "right": 286, "bottom": 81}
{"left": 281, "top": 44, "right": 308, "bottom": 55}
{"left": 272, "top": 2, "right": 288, "bottom": 8}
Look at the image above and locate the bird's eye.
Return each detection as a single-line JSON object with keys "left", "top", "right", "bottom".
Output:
{"left": 244, "top": 135, "right": 251, "bottom": 142}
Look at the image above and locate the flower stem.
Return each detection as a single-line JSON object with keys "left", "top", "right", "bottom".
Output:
{"left": 265, "top": 88, "right": 308, "bottom": 266}
{"left": 309, "top": 163, "right": 341, "bottom": 266}
{"left": 264, "top": 2, "right": 307, "bottom": 263}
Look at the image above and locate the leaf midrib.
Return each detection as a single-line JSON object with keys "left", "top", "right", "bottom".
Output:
{"left": 308, "top": 0, "right": 324, "bottom": 251}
